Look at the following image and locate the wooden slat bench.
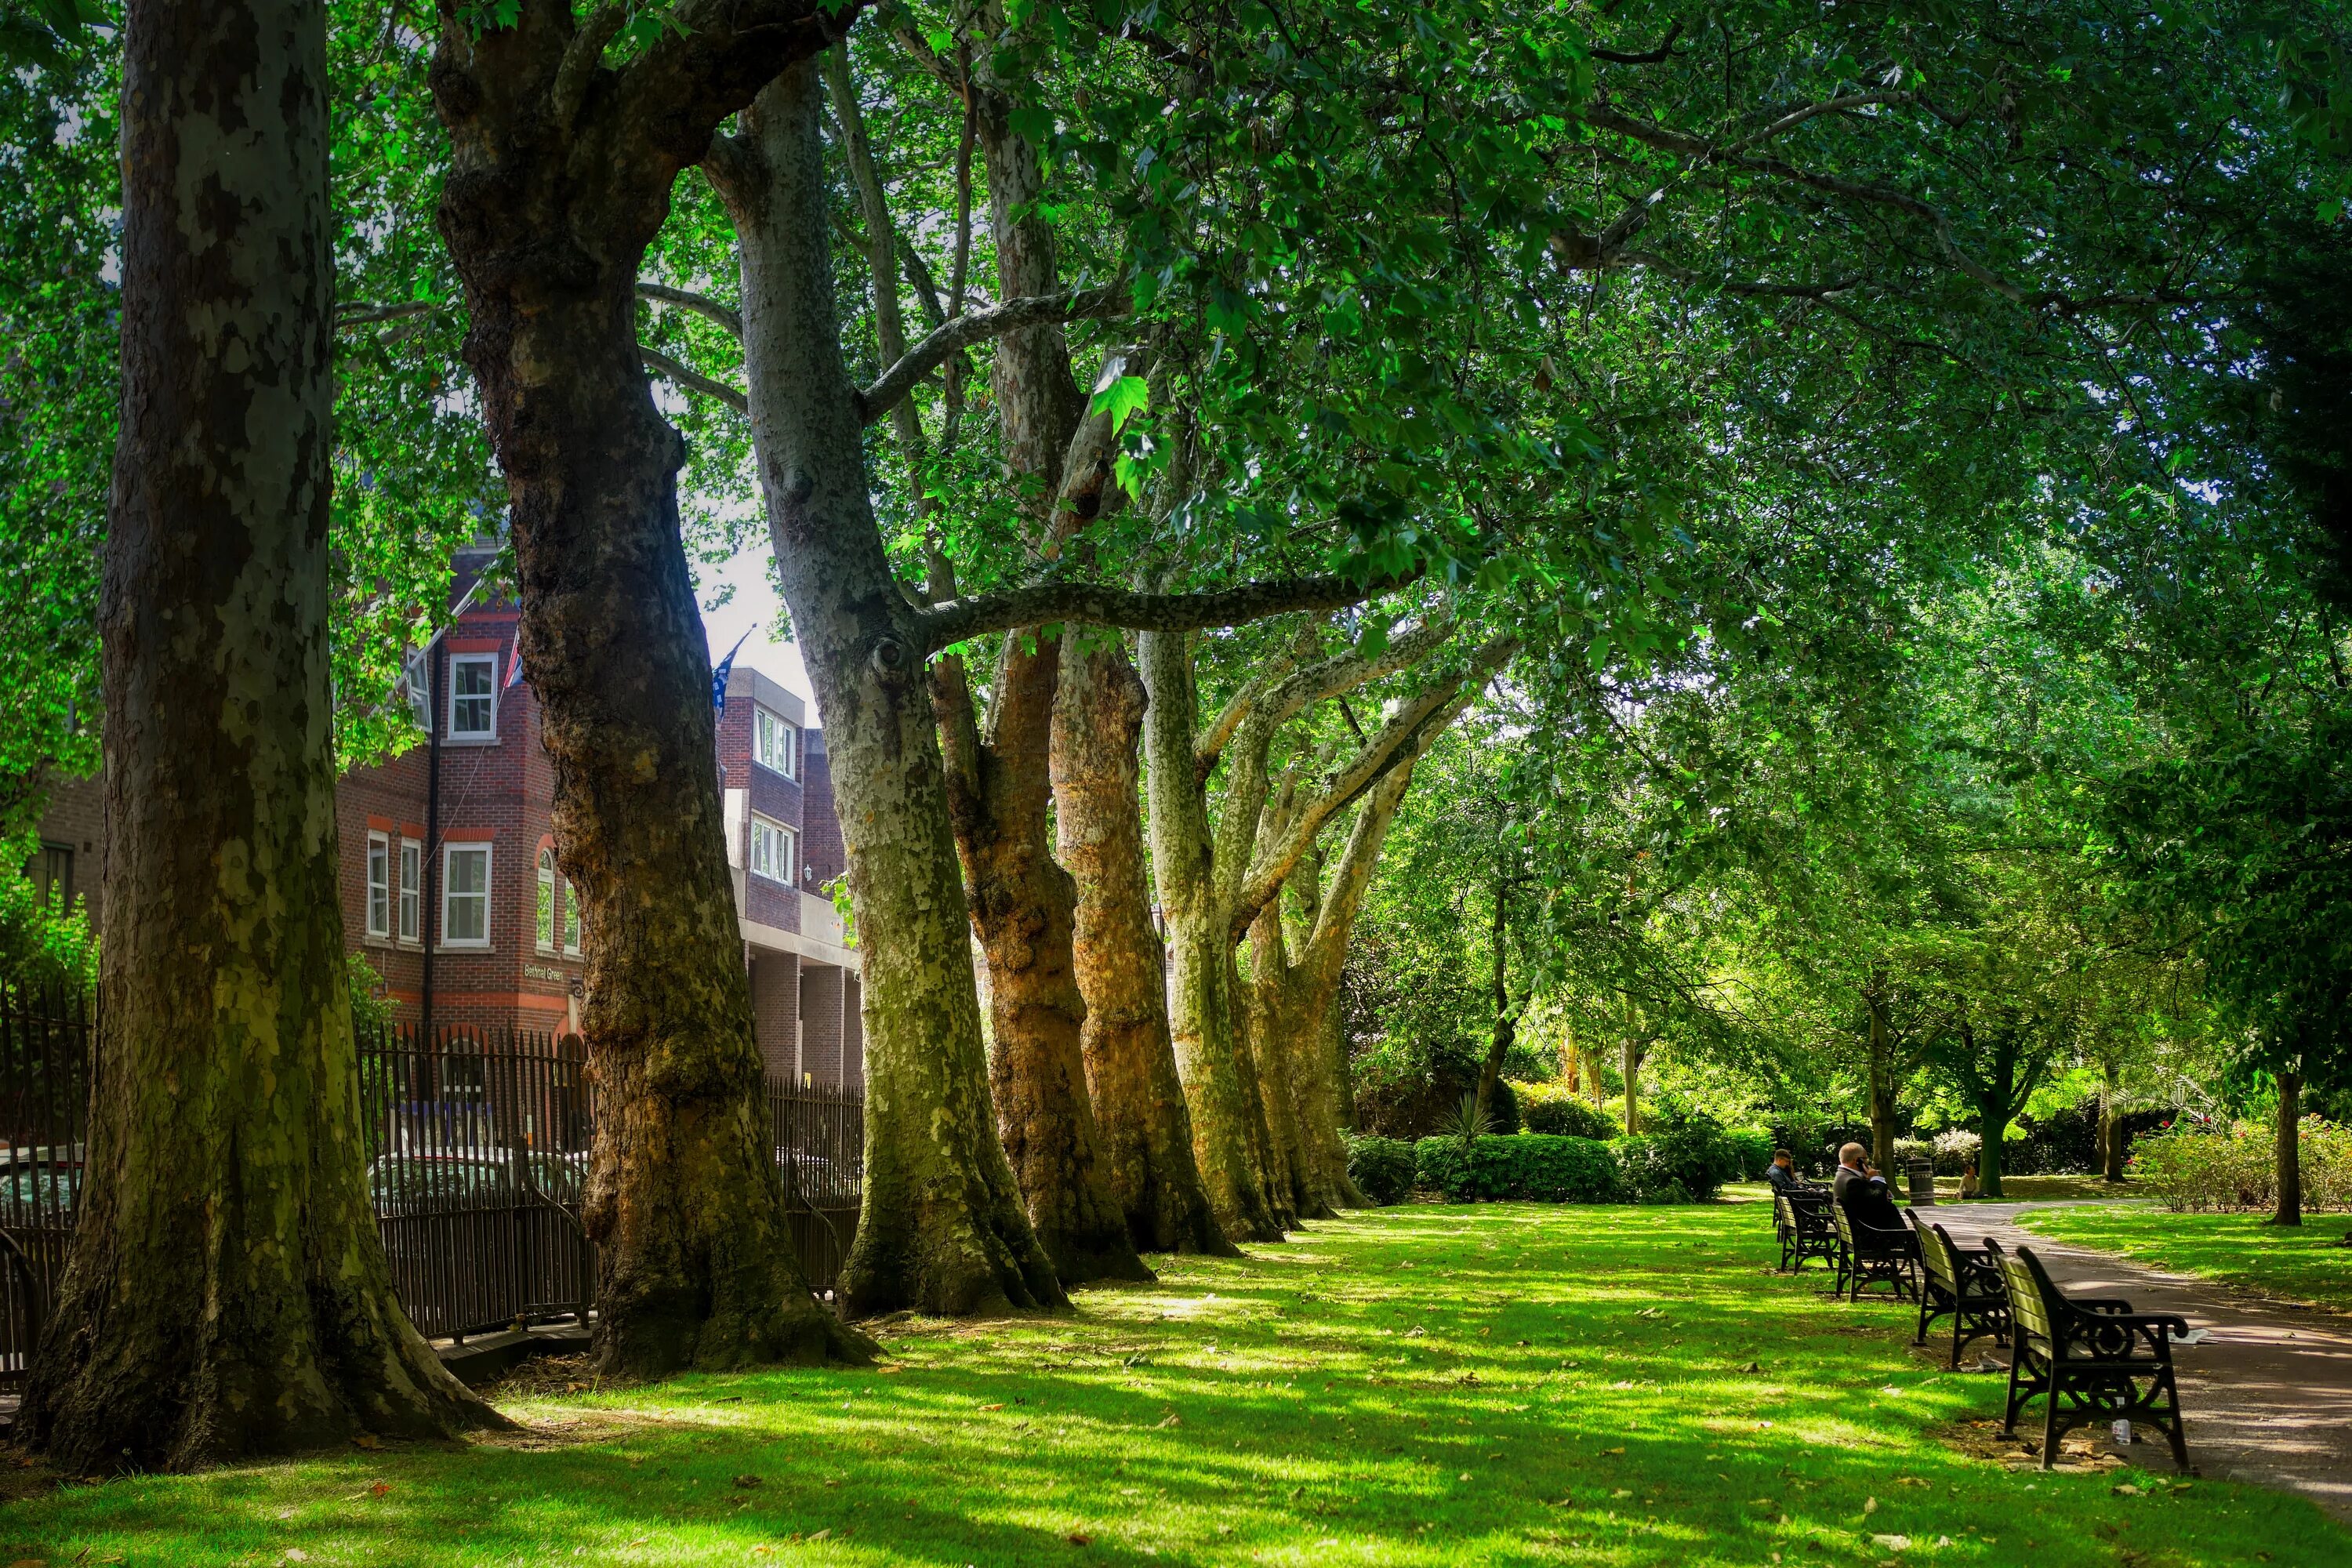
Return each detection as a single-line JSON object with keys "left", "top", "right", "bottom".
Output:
{"left": 1989, "top": 1238, "right": 2191, "bottom": 1471}
{"left": 1773, "top": 1189, "right": 1838, "bottom": 1273}
{"left": 1831, "top": 1199, "right": 1918, "bottom": 1302}
{"left": 1913, "top": 1219, "right": 2009, "bottom": 1368}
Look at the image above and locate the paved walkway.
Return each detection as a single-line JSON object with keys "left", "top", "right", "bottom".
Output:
{"left": 1924, "top": 1200, "right": 2352, "bottom": 1523}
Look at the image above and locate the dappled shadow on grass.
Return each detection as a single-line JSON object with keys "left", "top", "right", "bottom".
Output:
{"left": 4, "top": 1203, "right": 2347, "bottom": 1566}
{"left": 2019, "top": 1203, "right": 2352, "bottom": 1315}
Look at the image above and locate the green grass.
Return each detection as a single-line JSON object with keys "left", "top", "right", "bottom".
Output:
{"left": 2019, "top": 1202, "right": 2352, "bottom": 1313}
{"left": 5, "top": 1203, "right": 2342, "bottom": 1566}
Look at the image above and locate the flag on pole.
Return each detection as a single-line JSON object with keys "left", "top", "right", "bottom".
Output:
{"left": 711, "top": 626, "right": 756, "bottom": 712}
{"left": 505, "top": 640, "right": 526, "bottom": 689}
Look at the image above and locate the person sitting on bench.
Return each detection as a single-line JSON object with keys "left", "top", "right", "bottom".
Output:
{"left": 1766, "top": 1149, "right": 1811, "bottom": 1193}
{"left": 1834, "top": 1142, "right": 1904, "bottom": 1229}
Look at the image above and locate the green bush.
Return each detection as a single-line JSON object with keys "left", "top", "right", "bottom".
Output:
{"left": 1414, "top": 1134, "right": 1621, "bottom": 1203}
{"left": 1614, "top": 1109, "right": 1739, "bottom": 1202}
{"left": 2135, "top": 1117, "right": 2352, "bottom": 1212}
{"left": 1345, "top": 1134, "right": 1417, "bottom": 1206}
{"left": 1726, "top": 1127, "right": 1775, "bottom": 1181}
{"left": 1513, "top": 1081, "right": 1617, "bottom": 1141}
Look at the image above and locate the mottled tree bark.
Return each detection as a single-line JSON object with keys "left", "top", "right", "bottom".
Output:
{"left": 1052, "top": 638, "right": 1233, "bottom": 1254}
{"left": 24, "top": 0, "right": 492, "bottom": 1468}
{"left": 1864, "top": 982, "right": 1899, "bottom": 1176}
{"left": 431, "top": 0, "right": 868, "bottom": 1372}
{"left": 937, "top": 644, "right": 1149, "bottom": 1284}
{"left": 711, "top": 63, "right": 1064, "bottom": 1315}
{"left": 1246, "top": 717, "right": 1447, "bottom": 1214}
{"left": 2100, "top": 1058, "right": 2129, "bottom": 1183}
{"left": 1145, "top": 621, "right": 1501, "bottom": 1240}
{"left": 1142, "top": 627, "right": 1291, "bottom": 1243}
{"left": 902, "top": 52, "right": 1148, "bottom": 1286}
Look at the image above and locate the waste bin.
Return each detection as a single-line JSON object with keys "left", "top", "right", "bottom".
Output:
{"left": 1907, "top": 1156, "right": 1936, "bottom": 1206}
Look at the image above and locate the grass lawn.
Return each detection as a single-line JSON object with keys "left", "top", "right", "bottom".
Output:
{"left": 2018, "top": 1202, "right": 2352, "bottom": 1313}
{"left": 4, "top": 1201, "right": 2342, "bottom": 1567}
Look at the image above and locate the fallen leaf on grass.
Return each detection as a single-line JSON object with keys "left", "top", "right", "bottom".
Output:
{"left": 352, "top": 1435, "right": 381, "bottom": 1450}
{"left": 2113, "top": 1484, "right": 2142, "bottom": 1497}
{"left": 1864, "top": 1497, "right": 1879, "bottom": 1515}
{"left": 1870, "top": 1534, "right": 1911, "bottom": 1551}
{"left": 1155, "top": 1414, "right": 1181, "bottom": 1428}
{"left": 978, "top": 1403, "right": 1006, "bottom": 1412}
{"left": 1600, "top": 1447, "right": 1625, "bottom": 1456}
{"left": 734, "top": 1475, "right": 764, "bottom": 1489}
{"left": 1066, "top": 1534, "right": 1092, "bottom": 1547}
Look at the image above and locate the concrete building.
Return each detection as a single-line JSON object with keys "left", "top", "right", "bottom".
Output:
{"left": 26, "top": 567, "right": 862, "bottom": 1088}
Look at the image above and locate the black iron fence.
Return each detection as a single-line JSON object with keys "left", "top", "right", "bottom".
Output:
{"left": 0, "top": 984, "right": 863, "bottom": 1388}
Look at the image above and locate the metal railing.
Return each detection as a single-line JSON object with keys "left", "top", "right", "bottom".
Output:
{"left": 0, "top": 983, "right": 864, "bottom": 1388}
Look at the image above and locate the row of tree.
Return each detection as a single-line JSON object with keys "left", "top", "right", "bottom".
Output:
{"left": 2, "top": 0, "right": 2343, "bottom": 1474}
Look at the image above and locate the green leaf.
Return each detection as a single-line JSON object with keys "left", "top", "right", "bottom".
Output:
{"left": 1089, "top": 373, "right": 1149, "bottom": 437}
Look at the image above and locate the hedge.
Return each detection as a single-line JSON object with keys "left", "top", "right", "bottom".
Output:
{"left": 1414, "top": 1134, "right": 1621, "bottom": 1203}
{"left": 1345, "top": 1134, "right": 1417, "bottom": 1206}
{"left": 1512, "top": 1081, "right": 1618, "bottom": 1141}
{"left": 1726, "top": 1127, "right": 1775, "bottom": 1181}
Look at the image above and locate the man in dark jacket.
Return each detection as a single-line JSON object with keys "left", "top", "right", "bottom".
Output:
{"left": 1765, "top": 1149, "right": 1810, "bottom": 1193}
{"left": 1834, "top": 1143, "right": 1906, "bottom": 1230}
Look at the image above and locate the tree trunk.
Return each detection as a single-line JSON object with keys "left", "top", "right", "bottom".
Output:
{"left": 1976, "top": 1099, "right": 2008, "bottom": 1200}
{"left": 1276, "top": 759, "right": 1420, "bottom": 1210}
{"left": 712, "top": 64, "right": 1063, "bottom": 1315}
{"left": 897, "top": 52, "right": 1148, "bottom": 1287}
{"left": 2273, "top": 1067, "right": 2303, "bottom": 1228}
{"left": 1621, "top": 1037, "right": 1642, "bottom": 1136}
{"left": 1473, "top": 884, "right": 1512, "bottom": 1127}
{"left": 2100, "top": 1058, "right": 2128, "bottom": 1183}
{"left": 1051, "top": 637, "right": 1233, "bottom": 1254}
{"left": 1864, "top": 982, "right": 1898, "bottom": 1174}
{"left": 1230, "top": 943, "right": 1302, "bottom": 1231}
{"left": 936, "top": 645, "right": 1149, "bottom": 1284}
{"left": 1244, "top": 902, "right": 1329, "bottom": 1220}
{"left": 432, "top": 18, "right": 860, "bottom": 1374}
{"left": 25, "top": 0, "right": 493, "bottom": 1468}
{"left": 1139, "top": 627, "right": 1287, "bottom": 1243}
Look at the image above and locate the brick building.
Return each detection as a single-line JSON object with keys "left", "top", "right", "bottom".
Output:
{"left": 27, "top": 580, "right": 862, "bottom": 1089}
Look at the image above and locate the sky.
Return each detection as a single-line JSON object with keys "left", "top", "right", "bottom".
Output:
{"left": 697, "top": 540, "right": 822, "bottom": 725}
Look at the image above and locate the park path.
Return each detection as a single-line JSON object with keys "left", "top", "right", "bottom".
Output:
{"left": 1925, "top": 1200, "right": 2352, "bottom": 1523}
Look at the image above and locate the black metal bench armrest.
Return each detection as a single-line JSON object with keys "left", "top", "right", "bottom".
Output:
{"left": 2103, "top": 1312, "right": 2191, "bottom": 1335}
{"left": 2071, "top": 1298, "right": 2137, "bottom": 1314}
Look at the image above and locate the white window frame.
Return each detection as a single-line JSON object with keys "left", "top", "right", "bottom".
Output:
{"left": 365, "top": 833, "right": 391, "bottom": 938}
{"left": 448, "top": 653, "right": 498, "bottom": 739}
{"left": 536, "top": 847, "right": 558, "bottom": 953}
{"left": 749, "top": 815, "right": 797, "bottom": 884}
{"left": 441, "top": 844, "right": 492, "bottom": 948}
{"left": 397, "top": 841, "right": 422, "bottom": 944}
{"left": 753, "top": 706, "right": 798, "bottom": 780}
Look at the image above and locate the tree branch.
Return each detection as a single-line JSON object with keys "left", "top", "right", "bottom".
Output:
{"left": 636, "top": 281, "right": 742, "bottom": 338}
{"left": 857, "top": 283, "right": 1127, "bottom": 426}
{"left": 641, "top": 345, "right": 746, "bottom": 413}
{"left": 914, "top": 568, "right": 1420, "bottom": 654}
{"left": 1591, "top": 20, "right": 1683, "bottom": 65}
{"left": 552, "top": 4, "right": 628, "bottom": 132}
{"left": 336, "top": 301, "right": 441, "bottom": 328}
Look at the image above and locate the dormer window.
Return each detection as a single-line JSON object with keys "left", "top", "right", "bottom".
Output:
{"left": 753, "top": 706, "right": 797, "bottom": 779}
{"left": 448, "top": 653, "right": 497, "bottom": 739}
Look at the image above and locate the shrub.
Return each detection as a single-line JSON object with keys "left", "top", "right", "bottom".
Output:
{"left": 1933, "top": 1128, "right": 1982, "bottom": 1176}
{"left": 1345, "top": 1135, "right": 1417, "bottom": 1206}
{"left": 1615, "top": 1109, "right": 1739, "bottom": 1202}
{"left": 1414, "top": 1134, "right": 1621, "bottom": 1203}
{"left": 1725, "top": 1127, "right": 1775, "bottom": 1181}
{"left": 2135, "top": 1117, "right": 2352, "bottom": 1213}
{"left": 1514, "top": 1081, "right": 1617, "bottom": 1141}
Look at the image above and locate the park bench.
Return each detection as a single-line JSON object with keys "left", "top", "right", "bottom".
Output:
{"left": 1987, "top": 1237, "right": 2191, "bottom": 1471}
{"left": 1912, "top": 1219, "right": 2009, "bottom": 1368}
{"left": 1773, "top": 1189, "right": 1838, "bottom": 1273}
{"left": 1830, "top": 1198, "right": 1917, "bottom": 1302}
